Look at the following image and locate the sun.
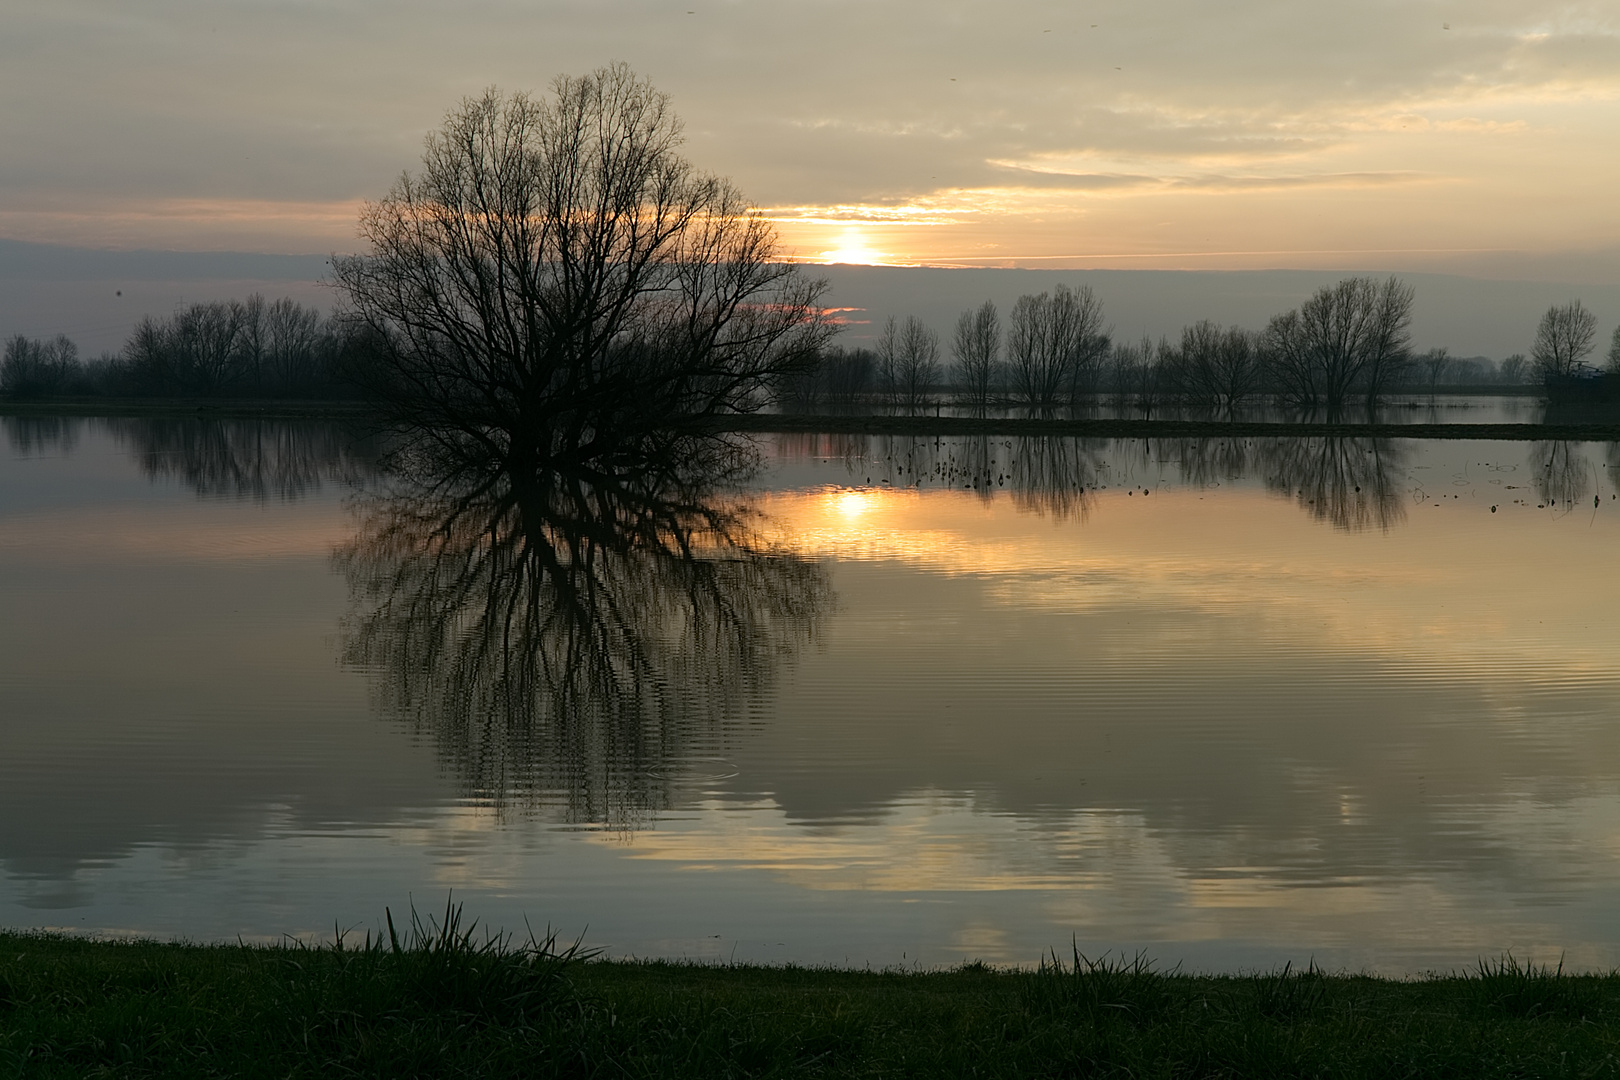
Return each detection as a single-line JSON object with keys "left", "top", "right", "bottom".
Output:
{"left": 816, "top": 228, "right": 887, "bottom": 265}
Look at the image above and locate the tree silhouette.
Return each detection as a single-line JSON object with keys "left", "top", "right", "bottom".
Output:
{"left": 952, "top": 301, "right": 1001, "bottom": 416}
{"left": 1531, "top": 301, "right": 1599, "bottom": 381}
{"left": 332, "top": 66, "right": 833, "bottom": 472}
{"left": 1262, "top": 277, "right": 1413, "bottom": 417}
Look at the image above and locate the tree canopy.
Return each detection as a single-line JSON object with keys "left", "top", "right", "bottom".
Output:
{"left": 332, "top": 65, "right": 833, "bottom": 472}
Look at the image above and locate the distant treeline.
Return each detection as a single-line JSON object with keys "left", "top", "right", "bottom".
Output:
{"left": 7, "top": 279, "right": 1620, "bottom": 412}
{"left": 1, "top": 295, "right": 377, "bottom": 400}
{"left": 779, "top": 279, "right": 1620, "bottom": 416}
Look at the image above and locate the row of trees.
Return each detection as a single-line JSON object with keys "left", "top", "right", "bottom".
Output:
{"left": 779, "top": 280, "right": 1613, "bottom": 417}
{"left": 1, "top": 296, "right": 375, "bottom": 400}
{"left": 0, "top": 334, "right": 88, "bottom": 398}
{"left": 11, "top": 284, "right": 1612, "bottom": 413}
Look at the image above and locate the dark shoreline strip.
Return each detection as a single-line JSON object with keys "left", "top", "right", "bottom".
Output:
{"left": 0, "top": 399, "right": 378, "bottom": 421}
{"left": 708, "top": 413, "right": 1620, "bottom": 442}
{"left": 5, "top": 400, "right": 1620, "bottom": 440}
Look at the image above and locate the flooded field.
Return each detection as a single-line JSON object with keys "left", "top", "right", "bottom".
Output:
{"left": 2, "top": 416, "right": 1619, "bottom": 973}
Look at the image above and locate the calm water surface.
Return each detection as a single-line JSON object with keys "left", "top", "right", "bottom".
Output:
{"left": 2, "top": 416, "right": 1619, "bottom": 974}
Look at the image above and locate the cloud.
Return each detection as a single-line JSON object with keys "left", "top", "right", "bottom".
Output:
{"left": 983, "top": 160, "right": 1428, "bottom": 193}
{"left": 0, "top": 1, "right": 1617, "bottom": 273}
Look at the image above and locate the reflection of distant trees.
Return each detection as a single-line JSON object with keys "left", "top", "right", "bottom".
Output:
{"left": 1007, "top": 436, "right": 1104, "bottom": 522}
{"left": 786, "top": 431, "right": 1416, "bottom": 532}
{"left": 1165, "top": 437, "right": 1256, "bottom": 489}
{"left": 108, "top": 418, "right": 380, "bottom": 501}
{"left": 773, "top": 431, "right": 871, "bottom": 464}
{"left": 1, "top": 415, "right": 80, "bottom": 456}
{"left": 857, "top": 435, "right": 1104, "bottom": 521}
{"left": 336, "top": 455, "right": 828, "bottom": 827}
{"left": 1530, "top": 441, "right": 1593, "bottom": 514}
{"left": 2, "top": 415, "right": 379, "bottom": 500}
{"left": 1259, "top": 437, "right": 1406, "bottom": 532}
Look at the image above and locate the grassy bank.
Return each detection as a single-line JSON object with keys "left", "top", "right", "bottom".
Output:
{"left": 4, "top": 920, "right": 1619, "bottom": 1078}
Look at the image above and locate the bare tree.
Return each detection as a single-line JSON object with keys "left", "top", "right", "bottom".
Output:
{"left": 1499, "top": 353, "right": 1530, "bottom": 384}
{"left": 1106, "top": 337, "right": 1140, "bottom": 412}
{"left": 1531, "top": 301, "right": 1599, "bottom": 381}
{"left": 1359, "top": 277, "right": 1415, "bottom": 409}
{"left": 238, "top": 294, "right": 266, "bottom": 390}
{"left": 773, "top": 351, "right": 824, "bottom": 412}
{"left": 1608, "top": 326, "right": 1620, "bottom": 373}
{"left": 1210, "top": 326, "right": 1263, "bottom": 415}
{"left": 1, "top": 334, "right": 81, "bottom": 398}
{"left": 1007, "top": 283, "right": 1105, "bottom": 414}
{"left": 951, "top": 300, "right": 1000, "bottom": 415}
{"left": 182, "top": 301, "right": 252, "bottom": 394}
{"left": 331, "top": 66, "right": 833, "bottom": 470}
{"left": 1174, "top": 320, "right": 1223, "bottom": 411}
{"left": 1419, "top": 346, "right": 1452, "bottom": 395}
{"left": 821, "top": 346, "right": 874, "bottom": 408}
{"left": 119, "top": 297, "right": 342, "bottom": 397}
{"left": 123, "top": 301, "right": 251, "bottom": 395}
{"left": 896, "top": 316, "right": 940, "bottom": 414}
{"left": 1136, "top": 336, "right": 1167, "bottom": 416}
{"left": 1170, "top": 321, "right": 1261, "bottom": 416}
{"left": 264, "top": 298, "right": 324, "bottom": 392}
{"left": 1262, "top": 276, "right": 1413, "bottom": 416}
{"left": 1259, "top": 309, "right": 1312, "bottom": 410}
{"left": 876, "top": 317, "right": 902, "bottom": 409}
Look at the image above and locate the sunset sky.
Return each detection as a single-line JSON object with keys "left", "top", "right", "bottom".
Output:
{"left": 4, "top": 0, "right": 1619, "bottom": 281}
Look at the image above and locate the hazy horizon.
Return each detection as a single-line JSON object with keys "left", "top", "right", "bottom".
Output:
{"left": 5, "top": 237, "right": 1619, "bottom": 362}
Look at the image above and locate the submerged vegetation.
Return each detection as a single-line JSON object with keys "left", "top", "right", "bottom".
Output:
{"left": 5, "top": 914, "right": 1620, "bottom": 1078}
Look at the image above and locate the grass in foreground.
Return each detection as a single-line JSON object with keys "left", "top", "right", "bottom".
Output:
{"left": 3, "top": 909, "right": 1619, "bottom": 1078}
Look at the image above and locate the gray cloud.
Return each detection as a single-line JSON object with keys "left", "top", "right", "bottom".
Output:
{"left": 0, "top": 0, "right": 1615, "bottom": 270}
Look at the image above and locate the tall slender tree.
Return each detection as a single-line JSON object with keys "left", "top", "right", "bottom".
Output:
{"left": 952, "top": 300, "right": 1000, "bottom": 415}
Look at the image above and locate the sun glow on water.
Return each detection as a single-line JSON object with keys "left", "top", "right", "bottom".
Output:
{"left": 830, "top": 487, "right": 880, "bottom": 520}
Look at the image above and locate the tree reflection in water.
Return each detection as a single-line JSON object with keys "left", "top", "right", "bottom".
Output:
{"left": 112, "top": 418, "right": 381, "bottom": 501}
{"left": 335, "top": 448, "right": 829, "bottom": 828}
{"left": 832, "top": 432, "right": 1405, "bottom": 530}
{"left": 1006, "top": 436, "right": 1103, "bottom": 522}
{"left": 2, "top": 415, "right": 381, "bottom": 498}
{"left": 849, "top": 434, "right": 1105, "bottom": 522}
{"left": 1259, "top": 437, "right": 1407, "bottom": 532}
{"left": 1530, "top": 441, "right": 1594, "bottom": 514}
{"left": 1166, "top": 437, "right": 1255, "bottom": 490}
{"left": 2, "top": 415, "right": 81, "bottom": 456}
